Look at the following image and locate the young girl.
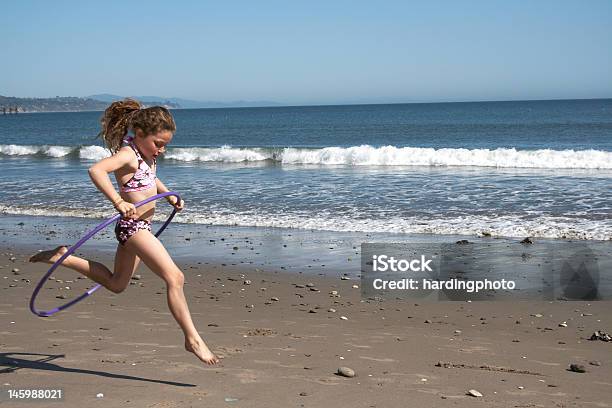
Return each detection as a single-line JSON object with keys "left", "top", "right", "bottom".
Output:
{"left": 30, "top": 99, "right": 220, "bottom": 365}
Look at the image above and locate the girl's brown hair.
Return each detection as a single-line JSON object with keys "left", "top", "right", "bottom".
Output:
{"left": 98, "top": 98, "right": 176, "bottom": 153}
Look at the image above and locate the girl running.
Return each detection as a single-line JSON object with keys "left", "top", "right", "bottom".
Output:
{"left": 30, "top": 99, "right": 220, "bottom": 365}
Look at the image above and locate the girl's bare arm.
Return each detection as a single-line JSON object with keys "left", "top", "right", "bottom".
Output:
{"left": 88, "top": 148, "right": 133, "bottom": 205}
{"left": 156, "top": 178, "right": 184, "bottom": 210}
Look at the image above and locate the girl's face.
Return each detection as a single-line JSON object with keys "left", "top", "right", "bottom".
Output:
{"left": 134, "top": 129, "right": 173, "bottom": 161}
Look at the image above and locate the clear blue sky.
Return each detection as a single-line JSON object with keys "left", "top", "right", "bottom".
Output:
{"left": 1, "top": 1, "right": 611, "bottom": 105}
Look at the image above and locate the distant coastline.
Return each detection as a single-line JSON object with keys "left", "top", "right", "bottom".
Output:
{"left": 0, "top": 94, "right": 281, "bottom": 113}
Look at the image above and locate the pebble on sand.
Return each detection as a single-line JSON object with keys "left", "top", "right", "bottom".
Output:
{"left": 337, "top": 367, "right": 355, "bottom": 377}
{"left": 590, "top": 330, "right": 612, "bottom": 342}
{"left": 569, "top": 364, "right": 586, "bottom": 373}
{"left": 467, "top": 389, "right": 483, "bottom": 397}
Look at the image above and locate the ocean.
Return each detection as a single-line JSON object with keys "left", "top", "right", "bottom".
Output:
{"left": 1, "top": 99, "right": 611, "bottom": 241}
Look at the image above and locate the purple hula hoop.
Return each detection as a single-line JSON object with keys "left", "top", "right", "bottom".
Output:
{"left": 30, "top": 191, "right": 181, "bottom": 317}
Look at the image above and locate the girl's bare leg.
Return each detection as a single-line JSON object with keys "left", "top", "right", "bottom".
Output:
{"left": 29, "top": 244, "right": 140, "bottom": 294}
{"left": 124, "top": 230, "right": 220, "bottom": 365}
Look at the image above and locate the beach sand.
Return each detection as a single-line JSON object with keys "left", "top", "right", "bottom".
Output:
{"left": 1, "top": 221, "right": 612, "bottom": 407}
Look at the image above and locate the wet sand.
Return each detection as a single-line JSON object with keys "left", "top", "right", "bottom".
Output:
{"left": 1, "top": 217, "right": 612, "bottom": 407}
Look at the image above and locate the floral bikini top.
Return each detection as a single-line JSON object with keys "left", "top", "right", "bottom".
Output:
{"left": 120, "top": 136, "right": 156, "bottom": 193}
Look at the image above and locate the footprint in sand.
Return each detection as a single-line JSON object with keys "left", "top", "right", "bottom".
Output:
{"left": 215, "top": 346, "right": 243, "bottom": 358}
{"left": 359, "top": 356, "right": 396, "bottom": 362}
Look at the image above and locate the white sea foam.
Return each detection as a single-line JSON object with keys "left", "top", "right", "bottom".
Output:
{"left": 177, "top": 212, "right": 610, "bottom": 240}
{"left": 1, "top": 204, "right": 609, "bottom": 240}
{"left": 165, "top": 146, "right": 273, "bottom": 162}
{"left": 162, "top": 145, "right": 612, "bottom": 169}
{"left": 279, "top": 146, "right": 612, "bottom": 168}
{"left": 0, "top": 144, "right": 70, "bottom": 156}
{"left": 79, "top": 145, "right": 111, "bottom": 160}
{"left": 43, "top": 145, "right": 72, "bottom": 157}
{"left": 2, "top": 144, "right": 612, "bottom": 169}
{"left": 0, "top": 144, "right": 110, "bottom": 160}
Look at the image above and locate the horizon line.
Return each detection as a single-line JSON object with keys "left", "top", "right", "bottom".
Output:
{"left": 3, "top": 95, "right": 611, "bottom": 114}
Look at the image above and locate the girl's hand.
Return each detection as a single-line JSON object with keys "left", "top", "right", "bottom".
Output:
{"left": 115, "top": 200, "right": 138, "bottom": 219}
{"left": 167, "top": 196, "right": 185, "bottom": 211}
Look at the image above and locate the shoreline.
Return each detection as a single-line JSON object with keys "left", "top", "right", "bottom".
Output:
{"left": 3, "top": 213, "right": 612, "bottom": 280}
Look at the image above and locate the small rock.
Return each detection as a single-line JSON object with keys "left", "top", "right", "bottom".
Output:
{"left": 589, "top": 330, "right": 612, "bottom": 342}
{"left": 244, "top": 280, "right": 251, "bottom": 285}
{"left": 340, "top": 316, "right": 348, "bottom": 320}
{"left": 341, "top": 276, "right": 350, "bottom": 280}
{"left": 96, "top": 393, "right": 104, "bottom": 398}
{"left": 569, "top": 364, "right": 586, "bottom": 373}
{"left": 352, "top": 284, "right": 359, "bottom": 289}
{"left": 328, "top": 308, "right": 336, "bottom": 313}
{"left": 12, "top": 268, "right": 19, "bottom": 274}
{"left": 131, "top": 274, "right": 141, "bottom": 280}
{"left": 270, "top": 297, "right": 279, "bottom": 301}
{"left": 520, "top": 237, "right": 533, "bottom": 244}
{"left": 456, "top": 240, "right": 470, "bottom": 245}
{"left": 337, "top": 367, "right": 355, "bottom": 377}
{"left": 467, "top": 389, "right": 483, "bottom": 397}
{"left": 299, "top": 392, "right": 308, "bottom": 396}
{"left": 558, "top": 321, "right": 567, "bottom": 327}
{"left": 589, "top": 360, "right": 601, "bottom": 366}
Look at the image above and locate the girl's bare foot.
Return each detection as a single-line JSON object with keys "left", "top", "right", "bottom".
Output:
{"left": 185, "top": 338, "right": 220, "bottom": 365}
{"left": 29, "top": 246, "right": 68, "bottom": 264}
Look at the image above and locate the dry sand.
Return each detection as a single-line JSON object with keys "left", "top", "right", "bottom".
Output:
{"left": 1, "top": 244, "right": 611, "bottom": 408}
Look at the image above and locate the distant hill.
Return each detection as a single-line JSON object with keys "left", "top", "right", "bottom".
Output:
{"left": 88, "top": 94, "right": 281, "bottom": 109}
{"left": 0, "top": 95, "right": 109, "bottom": 112}
{"left": 1, "top": 94, "right": 282, "bottom": 113}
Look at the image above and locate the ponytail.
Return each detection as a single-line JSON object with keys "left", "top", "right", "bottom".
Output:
{"left": 98, "top": 98, "right": 142, "bottom": 153}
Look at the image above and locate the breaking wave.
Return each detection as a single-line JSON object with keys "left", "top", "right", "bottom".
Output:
{"left": 2, "top": 144, "right": 612, "bottom": 169}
